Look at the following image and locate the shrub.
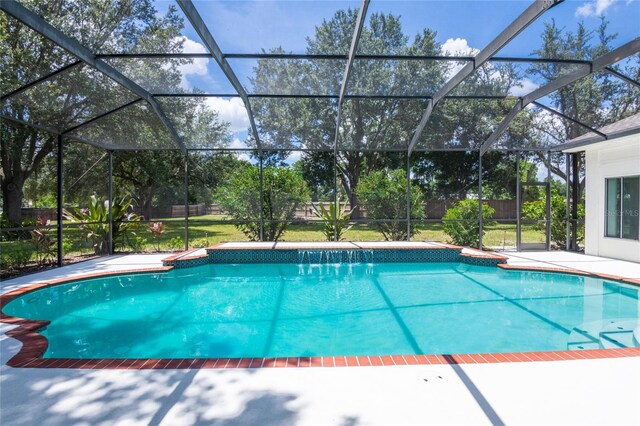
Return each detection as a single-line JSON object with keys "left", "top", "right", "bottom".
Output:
{"left": 311, "top": 199, "right": 354, "bottom": 241}
{"left": 191, "top": 237, "right": 211, "bottom": 248}
{"left": 216, "top": 166, "right": 310, "bottom": 241}
{"left": 443, "top": 199, "right": 495, "bottom": 247}
{"left": 168, "top": 236, "right": 184, "bottom": 250}
{"left": 128, "top": 235, "right": 148, "bottom": 252}
{"left": 0, "top": 241, "right": 34, "bottom": 271}
{"left": 356, "top": 169, "right": 425, "bottom": 240}
{"left": 1, "top": 214, "right": 33, "bottom": 241}
{"left": 61, "top": 239, "right": 74, "bottom": 256}
{"left": 522, "top": 194, "right": 584, "bottom": 249}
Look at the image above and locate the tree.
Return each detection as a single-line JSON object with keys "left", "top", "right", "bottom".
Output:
{"left": 526, "top": 19, "right": 640, "bottom": 199}
{"left": 188, "top": 152, "right": 245, "bottom": 206}
{"left": 413, "top": 151, "right": 479, "bottom": 200}
{"left": 215, "top": 166, "right": 310, "bottom": 241}
{"left": 62, "top": 142, "right": 110, "bottom": 205}
{"left": 250, "top": 10, "right": 445, "bottom": 218}
{"left": 294, "top": 152, "right": 335, "bottom": 201}
{"left": 1, "top": 1, "right": 232, "bottom": 226}
{"left": 1, "top": 0, "right": 186, "bottom": 225}
{"left": 113, "top": 151, "right": 184, "bottom": 219}
{"left": 356, "top": 169, "right": 425, "bottom": 240}
{"left": 250, "top": 9, "right": 525, "bottom": 219}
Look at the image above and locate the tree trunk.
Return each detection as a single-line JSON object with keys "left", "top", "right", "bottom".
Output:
{"left": 1, "top": 174, "right": 25, "bottom": 226}
{"left": 340, "top": 152, "right": 363, "bottom": 219}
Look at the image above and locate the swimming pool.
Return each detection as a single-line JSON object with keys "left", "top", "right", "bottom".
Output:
{"left": 3, "top": 260, "right": 639, "bottom": 361}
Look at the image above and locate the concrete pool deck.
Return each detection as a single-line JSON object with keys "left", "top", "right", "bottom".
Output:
{"left": 1, "top": 248, "right": 639, "bottom": 425}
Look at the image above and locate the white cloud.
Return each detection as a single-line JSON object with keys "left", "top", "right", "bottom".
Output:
{"left": 173, "top": 36, "right": 210, "bottom": 89}
{"left": 441, "top": 38, "right": 480, "bottom": 79}
{"left": 287, "top": 151, "right": 302, "bottom": 163}
{"left": 509, "top": 78, "right": 540, "bottom": 96}
{"left": 230, "top": 137, "right": 251, "bottom": 162}
{"left": 205, "top": 97, "right": 250, "bottom": 132}
{"left": 440, "top": 38, "right": 480, "bottom": 56}
{"left": 575, "top": 0, "right": 615, "bottom": 17}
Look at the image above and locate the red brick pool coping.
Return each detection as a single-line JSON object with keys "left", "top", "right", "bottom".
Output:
{"left": 1, "top": 255, "right": 638, "bottom": 369}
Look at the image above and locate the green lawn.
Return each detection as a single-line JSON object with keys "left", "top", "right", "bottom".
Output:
{"left": 1, "top": 215, "right": 552, "bottom": 272}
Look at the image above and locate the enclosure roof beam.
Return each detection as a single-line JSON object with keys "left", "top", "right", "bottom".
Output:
{"left": 61, "top": 98, "right": 143, "bottom": 135}
{"left": 0, "top": 0, "right": 186, "bottom": 153}
{"left": 332, "top": 0, "right": 370, "bottom": 150}
{"left": 1, "top": 60, "right": 82, "bottom": 101}
{"left": 1, "top": 113, "right": 120, "bottom": 151}
{"left": 154, "top": 93, "right": 515, "bottom": 101}
{"left": 95, "top": 52, "right": 594, "bottom": 66}
{"left": 407, "top": 0, "right": 562, "bottom": 156}
{"left": 532, "top": 101, "right": 608, "bottom": 139}
{"left": 603, "top": 66, "right": 640, "bottom": 88}
{"left": 338, "top": 0, "right": 370, "bottom": 106}
{"left": 177, "top": 0, "right": 262, "bottom": 151}
{"left": 0, "top": 114, "right": 61, "bottom": 135}
{"left": 479, "top": 38, "right": 640, "bottom": 155}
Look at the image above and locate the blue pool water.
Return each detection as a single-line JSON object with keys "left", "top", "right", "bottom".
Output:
{"left": 3, "top": 262, "right": 639, "bottom": 358}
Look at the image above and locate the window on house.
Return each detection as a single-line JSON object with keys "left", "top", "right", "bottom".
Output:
{"left": 605, "top": 176, "right": 639, "bottom": 240}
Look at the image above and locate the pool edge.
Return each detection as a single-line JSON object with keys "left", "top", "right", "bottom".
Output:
{"left": 2, "top": 252, "right": 639, "bottom": 369}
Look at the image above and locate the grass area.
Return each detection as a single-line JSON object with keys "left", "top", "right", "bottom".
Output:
{"left": 0, "top": 215, "right": 553, "bottom": 272}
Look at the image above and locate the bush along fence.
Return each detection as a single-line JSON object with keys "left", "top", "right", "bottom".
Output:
{"left": 160, "top": 200, "right": 519, "bottom": 220}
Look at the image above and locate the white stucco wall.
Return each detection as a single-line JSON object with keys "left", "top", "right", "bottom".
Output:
{"left": 578, "top": 135, "right": 640, "bottom": 262}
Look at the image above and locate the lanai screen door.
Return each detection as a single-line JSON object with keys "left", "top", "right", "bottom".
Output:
{"left": 517, "top": 181, "right": 551, "bottom": 251}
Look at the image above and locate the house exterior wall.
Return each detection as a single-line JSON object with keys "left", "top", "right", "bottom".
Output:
{"left": 583, "top": 135, "right": 640, "bottom": 262}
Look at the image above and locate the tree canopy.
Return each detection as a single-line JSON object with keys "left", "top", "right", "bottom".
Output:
{"left": 2, "top": 2, "right": 639, "bottom": 239}
{"left": 1, "top": 0, "right": 231, "bottom": 225}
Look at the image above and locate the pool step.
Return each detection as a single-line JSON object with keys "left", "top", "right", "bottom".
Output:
{"left": 598, "top": 319, "right": 639, "bottom": 349}
{"left": 568, "top": 319, "right": 640, "bottom": 351}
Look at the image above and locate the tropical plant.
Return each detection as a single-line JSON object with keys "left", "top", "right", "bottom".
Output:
{"left": 442, "top": 199, "right": 496, "bottom": 247}
{"left": 147, "top": 221, "right": 165, "bottom": 252}
{"left": 356, "top": 169, "right": 426, "bottom": 240}
{"left": 30, "top": 216, "right": 56, "bottom": 265}
{"left": 311, "top": 199, "right": 355, "bottom": 241}
{"left": 64, "top": 195, "right": 140, "bottom": 254}
{"left": 216, "top": 165, "right": 310, "bottom": 241}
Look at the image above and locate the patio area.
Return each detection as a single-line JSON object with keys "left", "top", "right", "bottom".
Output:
{"left": 1, "top": 250, "right": 639, "bottom": 425}
{"left": 1, "top": 0, "right": 639, "bottom": 423}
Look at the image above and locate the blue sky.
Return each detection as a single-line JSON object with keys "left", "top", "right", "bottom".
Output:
{"left": 180, "top": 0, "right": 639, "bottom": 56}
{"left": 154, "top": 0, "right": 639, "bottom": 151}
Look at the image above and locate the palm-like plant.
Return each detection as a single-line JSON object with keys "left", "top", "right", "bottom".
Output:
{"left": 311, "top": 199, "right": 355, "bottom": 241}
{"left": 30, "top": 216, "right": 56, "bottom": 265}
{"left": 65, "top": 195, "right": 140, "bottom": 254}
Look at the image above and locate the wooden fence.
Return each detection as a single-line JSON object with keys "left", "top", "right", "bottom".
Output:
{"left": 20, "top": 200, "right": 517, "bottom": 221}
{"left": 167, "top": 200, "right": 518, "bottom": 220}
